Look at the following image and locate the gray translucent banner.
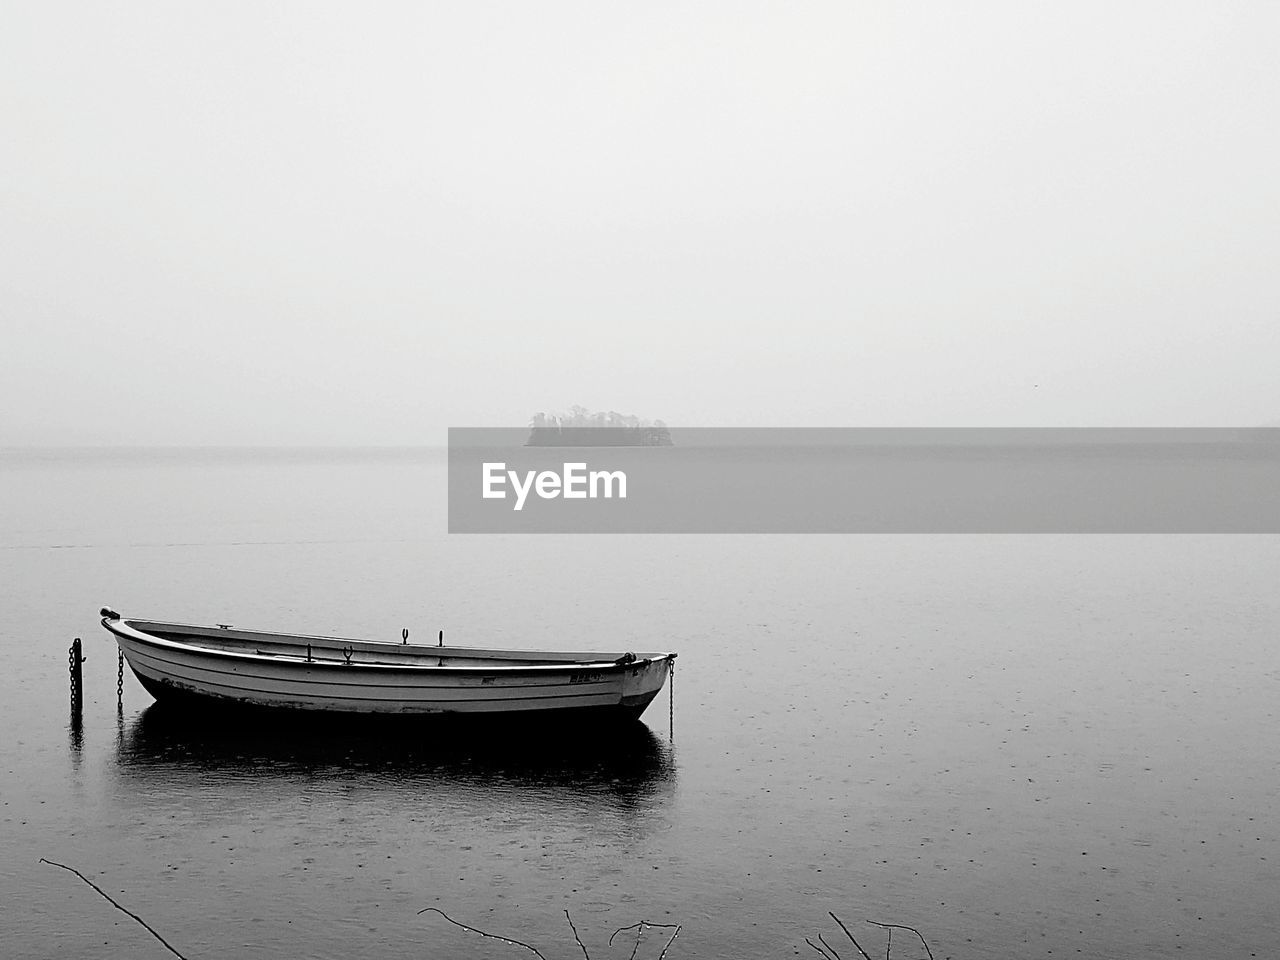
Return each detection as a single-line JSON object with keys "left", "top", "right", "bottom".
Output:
{"left": 448, "top": 428, "right": 1280, "bottom": 533}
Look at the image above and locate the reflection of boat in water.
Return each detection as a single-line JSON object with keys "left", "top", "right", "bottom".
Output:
{"left": 114, "top": 701, "right": 675, "bottom": 807}
{"left": 106, "top": 705, "right": 676, "bottom": 958}
{"left": 100, "top": 609, "right": 675, "bottom": 719}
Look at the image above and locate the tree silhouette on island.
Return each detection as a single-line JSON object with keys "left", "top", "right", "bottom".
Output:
{"left": 527, "top": 406, "right": 673, "bottom": 446}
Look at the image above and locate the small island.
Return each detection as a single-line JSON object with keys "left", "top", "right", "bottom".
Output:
{"left": 526, "top": 407, "right": 673, "bottom": 446}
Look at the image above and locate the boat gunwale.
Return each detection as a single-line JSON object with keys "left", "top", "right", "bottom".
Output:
{"left": 103, "top": 617, "right": 676, "bottom": 675}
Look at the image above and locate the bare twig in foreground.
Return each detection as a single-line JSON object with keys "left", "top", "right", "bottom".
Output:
{"left": 614, "top": 922, "right": 645, "bottom": 960}
{"left": 565, "top": 909, "right": 590, "bottom": 960}
{"left": 818, "top": 932, "right": 844, "bottom": 960}
{"left": 829, "top": 913, "right": 874, "bottom": 960}
{"left": 39, "top": 858, "right": 188, "bottom": 960}
{"left": 418, "top": 907, "right": 548, "bottom": 960}
{"left": 865, "top": 920, "right": 935, "bottom": 960}
{"left": 609, "top": 920, "right": 682, "bottom": 960}
{"left": 806, "top": 936, "right": 837, "bottom": 959}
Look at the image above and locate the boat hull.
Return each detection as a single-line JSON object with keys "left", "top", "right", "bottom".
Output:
{"left": 104, "top": 616, "right": 674, "bottom": 719}
{"left": 131, "top": 672, "right": 657, "bottom": 721}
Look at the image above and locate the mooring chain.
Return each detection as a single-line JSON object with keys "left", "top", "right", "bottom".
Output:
{"left": 117, "top": 649, "right": 124, "bottom": 706}
{"left": 68, "top": 643, "right": 77, "bottom": 702}
{"left": 668, "top": 659, "right": 675, "bottom": 739}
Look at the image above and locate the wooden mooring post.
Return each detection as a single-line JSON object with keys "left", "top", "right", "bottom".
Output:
{"left": 68, "top": 638, "right": 85, "bottom": 713}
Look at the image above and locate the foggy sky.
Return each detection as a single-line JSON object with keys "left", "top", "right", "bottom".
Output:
{"left": 3, "top": 2, "right": 1278, "bottom": 445}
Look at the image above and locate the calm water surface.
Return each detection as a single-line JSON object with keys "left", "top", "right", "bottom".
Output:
{"left": 2, "top": 449, "right": 1277, "bottom": 958}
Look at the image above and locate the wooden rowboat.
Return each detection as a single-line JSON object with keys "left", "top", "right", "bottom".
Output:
{"left": 100, "top": 609, "right": 676, "bottom": 719}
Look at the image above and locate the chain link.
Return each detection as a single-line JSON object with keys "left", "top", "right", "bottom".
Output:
{"left": 668, "top": 659, "right": 675, "bottom": 739}
{"left": 117, "top": 650, "right": 124, "bottom": 705}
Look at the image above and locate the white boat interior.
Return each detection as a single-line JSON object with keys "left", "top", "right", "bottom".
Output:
{"left": 124, "top": 619, "right": 656, "bottom": 670}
